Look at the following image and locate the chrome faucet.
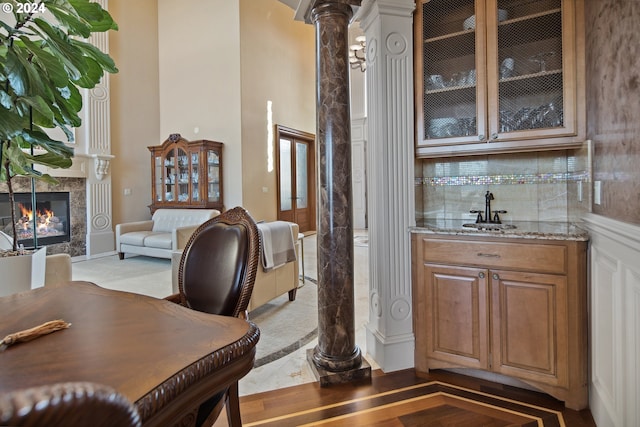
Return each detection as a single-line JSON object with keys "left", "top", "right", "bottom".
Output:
{"left": 470, "top": 191, "right": 507, "bottom": 224}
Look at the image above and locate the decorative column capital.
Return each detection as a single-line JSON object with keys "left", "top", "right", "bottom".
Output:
{"left": 91, "top": 154, "right": 115, "bottom": 181}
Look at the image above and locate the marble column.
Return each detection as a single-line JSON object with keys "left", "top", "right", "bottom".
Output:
{"left": 306, "top": 0, "right": 370, "bottom": 385}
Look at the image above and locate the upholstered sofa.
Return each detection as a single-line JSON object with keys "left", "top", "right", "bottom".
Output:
{"left": 171, "top": 221, "right": 300, "bottom": 312}
{"left": 116, "top": 209, "right": 220, "bottom": 260}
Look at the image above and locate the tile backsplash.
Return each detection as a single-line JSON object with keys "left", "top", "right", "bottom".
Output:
{"left": 415, "top": 144, "right": 591, "bottom": 224}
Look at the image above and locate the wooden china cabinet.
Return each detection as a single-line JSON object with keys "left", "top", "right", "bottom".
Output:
{"left": 415, "top": 0, "right": 585, "bottom": 157}
{"left": 148, "top": 134, "right": 223, "bottom": 213}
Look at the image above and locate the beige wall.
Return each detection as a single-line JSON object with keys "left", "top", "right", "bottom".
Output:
{"left": 158, "top": 0, "right": 243, "bottom": 209}
{"left": 239, "top": 0, "right": 316, "bottom": 221}
{"left": 109, "top": 0, "right": 160, "bottom": 227}
{"left": 108, "top": 1, "right": 315, "bottom": 225}
{"left": 585, "top": 0, "right": 640, "bottom": 226}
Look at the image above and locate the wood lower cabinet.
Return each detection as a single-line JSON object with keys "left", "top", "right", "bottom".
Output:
{"left": 411, "top": 233, "right": 588, "bottom": 409}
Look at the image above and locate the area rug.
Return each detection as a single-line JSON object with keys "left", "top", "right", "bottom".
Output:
{"left": 246, "top": 381, "right": 566, "bottom": 426}
{"left": 249, "top": 278, "right": 318, "bottom": 367}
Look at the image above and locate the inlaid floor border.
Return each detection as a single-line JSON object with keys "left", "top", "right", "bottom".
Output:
{"left": 244, "top": 380, "right": 566, "bottom": 426}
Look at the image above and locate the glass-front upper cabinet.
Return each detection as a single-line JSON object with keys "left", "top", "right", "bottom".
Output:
{"left": 415, "top": 0, "right": 585, "bottom": 157}
{"left": 148, "top": 134, "right": 224, "bottom": 213}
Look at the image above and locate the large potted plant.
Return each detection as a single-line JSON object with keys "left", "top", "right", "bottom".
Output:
{"left": 0, "top": 0, "right": 118, "bottom": 294}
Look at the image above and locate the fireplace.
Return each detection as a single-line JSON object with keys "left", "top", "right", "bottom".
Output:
{"left": 0, "top": 192, "right": 71, "bottom": 248}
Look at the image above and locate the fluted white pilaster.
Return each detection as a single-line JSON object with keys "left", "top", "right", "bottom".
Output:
{"left": 81, "top": 0, "right": 115, "bottom": 256}
{"left": 358, "top": 0, "right": 416, "bottom": 372}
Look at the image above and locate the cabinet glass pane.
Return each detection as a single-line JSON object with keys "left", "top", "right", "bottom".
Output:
{"left": 154, "top": 155, "right": 162, "bottom": 202}
{"left": 279, "top": 139, "right": 292, "bottom": 211}
{"left": 177, "top": 148, "right": 189, "bottom": 202}
{"left": 207, "top": 150, "right": 220, "bottom": 202}
{"left": 191, "top": 152, "right": 199, "bottom": 202}
{"left": 496, "top": 0, "right": 564, "bottom": 133}
{"left": 422, "top": 0, "right": 477, "bottom": 140}
{"left": 165, "top": 150, "right": 175, "bottom": 202}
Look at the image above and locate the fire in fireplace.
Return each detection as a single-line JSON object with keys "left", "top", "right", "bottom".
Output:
{"left": 0, "top": 192, "right": 71, "bottom": 248}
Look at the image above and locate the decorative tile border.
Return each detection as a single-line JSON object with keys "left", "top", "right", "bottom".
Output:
{"left": 416, "top": 170, "right": 589, "bottom": 186}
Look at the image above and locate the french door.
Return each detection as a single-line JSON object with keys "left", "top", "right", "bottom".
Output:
{"left": 275, "top": 125, "right": 316, "bottom": 233}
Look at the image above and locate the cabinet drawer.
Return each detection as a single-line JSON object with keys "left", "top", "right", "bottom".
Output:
{"left": 421, "top": 238, "right": 567, "bottom": 274}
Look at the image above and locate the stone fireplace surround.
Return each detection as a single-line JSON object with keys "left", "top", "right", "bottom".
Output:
{"left": 0, "top": 177, "right": 87, "bottom": 257}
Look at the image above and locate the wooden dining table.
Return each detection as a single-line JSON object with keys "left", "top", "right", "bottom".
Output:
{"left": 0, "top": 281, "right": 260, "bottom": 426}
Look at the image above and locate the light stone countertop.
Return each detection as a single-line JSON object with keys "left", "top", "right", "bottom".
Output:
{"left": 411, "top": 219, "right": 590, "bottom": 241}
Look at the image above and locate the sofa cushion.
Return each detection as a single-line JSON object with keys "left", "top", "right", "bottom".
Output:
{"left": 151, "top": 209, "right": 219, "bottom": 233}
{"left": 119, "top": 231, "right": 155, "bottom": 246}
{"left": 143, "top": 233, "right": 172, "bottom": 249}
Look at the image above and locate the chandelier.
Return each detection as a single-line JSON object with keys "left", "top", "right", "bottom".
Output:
{"left": 349, "top": 36, "right": 366, "bottom": 72}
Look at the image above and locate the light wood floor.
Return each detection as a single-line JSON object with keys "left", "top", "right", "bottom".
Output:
{"left": 214, "top": 369, "right": 595, "bottom": 426}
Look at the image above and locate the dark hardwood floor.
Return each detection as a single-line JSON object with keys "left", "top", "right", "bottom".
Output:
{"left": 215, "top": 369, "right": 595, "bottom": 426}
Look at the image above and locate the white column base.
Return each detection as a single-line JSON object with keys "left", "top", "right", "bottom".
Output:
{"left": 365, "top": 324, "right": 414, "bottom": 372}
{"left": 87, "top": 231, "right": 115, "bottom": 257}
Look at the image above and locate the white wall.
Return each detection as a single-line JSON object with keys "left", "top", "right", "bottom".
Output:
{"left": 157, "top": 0, "right": 243, "bottom": 208}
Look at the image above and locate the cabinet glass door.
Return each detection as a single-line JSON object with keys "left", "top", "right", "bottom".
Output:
{"left": 191, "top": 152, "right": 199, "bottom": 202}
{"left": 207, "top": 150, "right": 220, "bottom": 202}
{"left": 488, "top": 0, "right": 575, "bottom": 140}
{"left": 420, "top": 0, "right": 485, "bottom": 145}
{"left": 176, "top": 148, "right": 189, "bottom": 202}
{"left": 164, "top": 149, "right": 176, "bottom": 202}
{"left": 154, "top": 155, "right": 162, "bottom": 202}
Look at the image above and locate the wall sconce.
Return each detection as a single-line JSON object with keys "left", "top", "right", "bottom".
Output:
{"left": 349, "top": 35, "right": 366, "bottom": 72}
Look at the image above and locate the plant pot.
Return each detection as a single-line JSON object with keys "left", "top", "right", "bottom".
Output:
{"left": 0, "top": 246, "right": 47, "bottom": 297}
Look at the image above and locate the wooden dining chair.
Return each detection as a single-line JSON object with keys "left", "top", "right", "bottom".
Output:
{"left": 0, "top": 382, "right": 141, "bottom": 427}
{"left": 165, "top": 206, "right": 261, "bottom": 427}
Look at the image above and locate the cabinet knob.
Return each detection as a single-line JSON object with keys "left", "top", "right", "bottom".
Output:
{"left": 491, "top": 133, "right": 499, "bottom": 140}
{"left": 478, "top": 134, "right": 485, "bottom": 141}
{"left": 479, "top": 272, "right": 485, "bottom": 279}
{"left": 492, "top": 273, "right": 499, "bottom": 280}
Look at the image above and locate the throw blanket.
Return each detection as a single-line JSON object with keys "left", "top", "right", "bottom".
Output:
{"left": 257, "top": 221, "right": 296, "bottom": 272}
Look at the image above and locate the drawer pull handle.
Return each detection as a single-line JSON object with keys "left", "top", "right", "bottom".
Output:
{"left": 479, "top": 272, "right": 485, "bottom": 279}
{"left": 477, "top": 253, "right": 500, "bottom": 258}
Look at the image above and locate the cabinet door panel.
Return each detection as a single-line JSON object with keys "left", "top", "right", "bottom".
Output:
{"left": 491, "top": 269, "right": 568, "bottom": 387}
{"left": 416, "top": 0, "right": 487, "bottom": 147}
{"left": 424, "top": 264, "right": 489, "bottom": 369}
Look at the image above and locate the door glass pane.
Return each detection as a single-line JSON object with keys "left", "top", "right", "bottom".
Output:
{"left": 279, "top": 139, "right": 292, "bottom": 211}
{"left": 296, "top": 142, "right": 308, "bottom": 209}
{"left": 496, "top": 0, "right": 564, "bottom": 133}
{"left": 422, "top": 0, "right": 477, "bottom": 140}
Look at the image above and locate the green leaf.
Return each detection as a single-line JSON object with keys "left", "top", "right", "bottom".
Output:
{"left": 71, "top": 39, "right": 118, "bottom": 74}
{"left": 0, "top": 108, "right": 28, "bottom": 140}
{"left": 73, "top": 56, "right": 102, "bottom": 88}
{"left": 19, "top": 37, "right": 70, "bottom": 88}
{"left": 4, "top": 49, "right": 28, "bottom": 97}
{"left": 31, "top": 18, "right": 85, "bottom": 80}
{"left": 0, "top": 90, "right": 14, "bottom": 109}
{"left": 22, "top": 129, "right": 74, "bottom": 159}
{"left": 69, "top": 0, "right": 118, "bottom": 32}
{"left": 46, "top": 3, "right": 92, "bottom": 38}
{"left": 0, "top": 45, "right": 7, "bottom": 59}
{"left": 18, "top": 95, "right": 55, "bottom": 123}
